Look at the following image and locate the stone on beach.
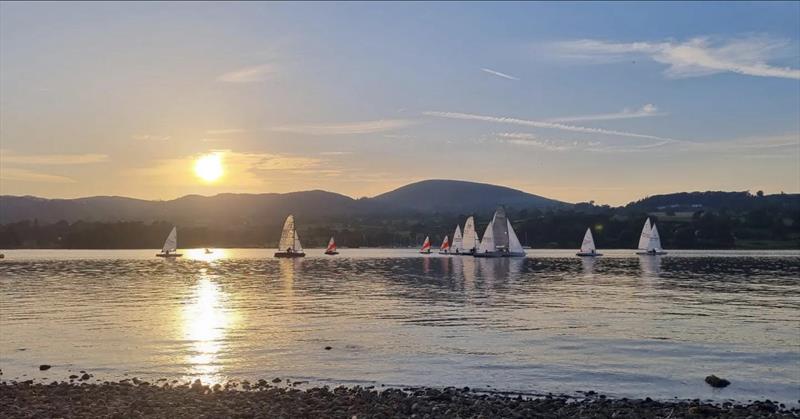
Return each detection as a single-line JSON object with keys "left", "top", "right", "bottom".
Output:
{"left": 705, "top": 375, "right": 731, "bottom": 388}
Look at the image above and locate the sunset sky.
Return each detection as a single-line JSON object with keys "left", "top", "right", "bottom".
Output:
{"left": 1, "top": 2, "right": 798, "bottom": 205}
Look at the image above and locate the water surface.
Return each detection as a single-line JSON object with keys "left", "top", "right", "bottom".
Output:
{"left": 1, "top": 249, "right": 798, "bottom": 404}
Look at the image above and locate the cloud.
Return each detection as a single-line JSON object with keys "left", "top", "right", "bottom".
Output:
{"left": 205, "top": 128, "right": 246, "bottom": 135}
{"left": 547, "top": 104, "right": 665, "bottom": 123}
{"left": 271, "top": 119, "right": 415, "bottom": 135}
{"left": 132, "top": 134, "right": 171, "bottom": 141}
{"left": 218, "top": 64, "right": 275, "bottom": 83}
{"left": 481, "top": 68, "right": 519, "bottom": 80}
{"left": 424, "top": 111, "right": 674, "bottom": 142}
{"left": 2, "top": 152, "right": 109, "bottom": 165}
{"left": 0, "top": 168, "right": 76, "bottom": 183}
{"left": 549, "top": 35, "right": 800, "bottom": 79}
{"left": 319, "top": 151, "right": 353, "bottom": 156}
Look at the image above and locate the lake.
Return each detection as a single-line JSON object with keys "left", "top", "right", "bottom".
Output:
{"left": 1, "top": 249, "right": 798, "bottom": 404}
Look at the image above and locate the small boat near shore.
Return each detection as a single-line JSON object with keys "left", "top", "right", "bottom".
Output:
{"left": 325, "top": 237, "right": 339, "bottom": 255}
{"left": 475, "top": 207, "right": 525, "bottom": 258}
{"left": 576, "top": 228, "right": 602, "bottom": 257}
{"left": 636, "top": 218, "right": 668, "bottom": 255}
{"left": 274, "top": 215, "right": 306, "bottom": 258}
{"left": 419, "top": 236, "right": 431, "bottom": 254}
{"left": 156, "top": 227, "right": 182, "bottom": 258}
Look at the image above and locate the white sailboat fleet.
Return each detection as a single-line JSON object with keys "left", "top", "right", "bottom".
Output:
{"left": 636, "top": 217, "right": 667, "bottom": 255}
{"left": 155, "top": 226, "right": 182, "bottom": 258}
{"left": 150, "top": 213, "right": 667, "bottom": 260}
{"left": 274, "top": 215, "right": 305, "bottom": 258}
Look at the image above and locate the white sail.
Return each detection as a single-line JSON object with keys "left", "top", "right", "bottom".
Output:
{"left": 162, "top": 227, "right": 177, "bottom": 252}
{"left": 461, "top": 216, "right": 479, "bottom": 252}
{"left": 278, "top": 215, "right": 298, "bottom": 251}
{"left": 580, "top": 228, "right": 596, "bottom": 253}
{"left": 293, "top": 231, "right": 303, "bottom": 252}
{"left": 452, "top": 225, "right": 463, "bottom": 253}
{"left": 506, "top": 219, "right": 525, "bottom": 255}
{"left": 638, "top": 218, "right": 652, "bottom": 250}
{"left": 647, "top": 224, "right": 662, "bottom": 252}
{"left": 478, "top": 218, "right": 495, "bottom": 253}
{"left": 491, "top": 207, "right": 510, "bottom": 249}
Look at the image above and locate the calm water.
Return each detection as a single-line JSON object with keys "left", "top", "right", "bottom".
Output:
{"left": 1, "top": 249, "right": 798, "bottom": 404}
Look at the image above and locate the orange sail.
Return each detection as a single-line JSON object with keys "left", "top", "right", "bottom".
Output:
{"left": 440, "top": 235, "right": 450, "bottom": 251}
{"left": 420, "top": 236, "right": 431, "bottom": 253}
{"left": 326, "top": 237, "right": 336, "bottom": 252}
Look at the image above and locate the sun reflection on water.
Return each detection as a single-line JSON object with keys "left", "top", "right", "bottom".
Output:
{"left": 185, "top": 248, "right": 228, "bottom": 262}
{"left": 182, "top": 275, "right": 234, "bottom": 384}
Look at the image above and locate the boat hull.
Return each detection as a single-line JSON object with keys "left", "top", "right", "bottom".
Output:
{"left": 576, "top": 252, "right": 603, "bottom": 257}
{"left": 274, "top": 252, "right": 306, "bottom": 258}
{"left": 474, "top": 252, "right": 502, "bottom": 258}
{"left": 636, "top": 251, "right": 668, "bottom": 256}
{"left": 324, "top": 251, "right": 339, "bottom": 255}
{"left": 156, "top": 253, "right": 182, "bottom": 258}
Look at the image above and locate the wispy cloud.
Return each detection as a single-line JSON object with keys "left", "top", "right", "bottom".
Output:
{"left": 132, "top": 134, "right": 171, "bottom": 141}
{"left": 2, "top": 152, "right": 109, "bottom": 165}
{"left": 319, "top": 151, "right": 353, "bottom": 156}
{"left": 424, "top": 111, "right": 674, "bottom": 142}
{"left": 272, "top": 119, "right": 415, "bottom": 135}
{"left": 0, "top": 168, "right": 75, "bottom": 183}
{"left": 496, "top": 133, "right": 585, "bottom": 151}
{"left": 547, "top": 104, "right": 665, "bottom": 123}
{"left": 206, "top": 128, "right": 246, "bottom": 135}
{"left": 481, "top": 68, "right": 519, "bottom": 80}
{"left": 218, "top": 64, "right": 275, "bottom": 83}
{"left": 549, "top": 35, "right": 800, "bottom": 79}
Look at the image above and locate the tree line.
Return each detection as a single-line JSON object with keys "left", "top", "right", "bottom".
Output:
{"left": 1, "top": 204, "right": 797, "bottom": 250}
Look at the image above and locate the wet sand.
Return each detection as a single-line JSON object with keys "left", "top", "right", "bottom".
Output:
{"left": 1, "top": 380, "right": 796, "bottom": 418}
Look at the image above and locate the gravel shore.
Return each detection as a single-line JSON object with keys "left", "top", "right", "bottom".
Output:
{"left": 1, "top": 380, "right": 797, "bottom": 418}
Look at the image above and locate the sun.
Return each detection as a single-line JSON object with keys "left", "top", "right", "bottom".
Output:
{"left": 194, "top": 153, "right": 224, "bottom": 182}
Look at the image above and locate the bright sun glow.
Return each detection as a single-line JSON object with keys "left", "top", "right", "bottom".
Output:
{"left": 194, "top": 153, "right": 224, "bottom": 182}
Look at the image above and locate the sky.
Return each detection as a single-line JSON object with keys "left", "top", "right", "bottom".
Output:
{"left": 1, "top": 1, "right": 798, "bottom": 205}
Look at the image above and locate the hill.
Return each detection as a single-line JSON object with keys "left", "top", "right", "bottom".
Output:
{"left": 370, "top": 180, "right": 564, "bottom": 213}
{"left": 0, "top": 180, "right": 564, "bottom": 225}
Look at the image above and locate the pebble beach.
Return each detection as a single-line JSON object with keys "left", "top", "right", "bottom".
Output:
{"left": 1, "top": 379, "right": 797, "bottom": 418}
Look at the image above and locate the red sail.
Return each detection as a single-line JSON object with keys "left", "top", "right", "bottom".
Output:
{"left": 327, "top": 237, "right": 336, "bottom": 251}
{"left": 440, "top": 235, "right": 450, "bottom": 250}
{"left": 420, "top": 237, "right": 431, "bottom": 251}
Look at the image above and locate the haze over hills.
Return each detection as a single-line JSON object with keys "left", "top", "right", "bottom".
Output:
{"left": 0, "top": 180, "right": 565, "bottom": 224}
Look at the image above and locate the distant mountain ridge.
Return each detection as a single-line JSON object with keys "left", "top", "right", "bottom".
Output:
{"left": 0, "top": 179, "right": 563, "bottom": 224}
{"left": 1, "top": 181, "right": 797, "bottom": 225}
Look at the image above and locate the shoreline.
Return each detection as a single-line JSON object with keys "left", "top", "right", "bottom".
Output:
{"left": 1, "top": 380, "right": 797, "bottom": 418}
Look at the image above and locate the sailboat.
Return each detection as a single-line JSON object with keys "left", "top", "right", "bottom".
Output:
{"left": 451, "top": 225, "right": 463, "bottom": 254}
{"left": 439, "top": 235, "right": 450, "bottom": 254}
{"left": 156, "top": 226, "right": 182, "bottom": 258}
{"left": 576, "top": 228, "right": 602, "bottom": 257}
{"left": 636, "top": 218, "right": 668, "bottom": 255}
{"left": 419, "top": 236, "right": 431, "bottom": 254}
{"left": 274, "top": 215, "right": 306, "bottom": 258}
{"left": 325, "top": 237, "right": 339, "bottom": 255}
{"left": 459, "top": 216, "right": 480, "bottom": 255}
{"left": 475, "top": 207, "right": 525, "bottom": 258}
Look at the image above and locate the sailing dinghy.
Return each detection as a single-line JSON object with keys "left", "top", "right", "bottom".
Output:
{"left": 576, "top": 228, "right": 602, "bottom": 257}
{"left": 419, "top": 236, "right": 432, "bottom": 254}
{"left": 459, "top": 216, "right": 480, "bottom": 255}
{"left": 636, "top": 218, "right": 668, "bottom": 255}
{"left": 274, "top": 215, "right": 306, "bottom": 258}
{"left": 475, "top": 207, "right": 525, "bottom": 258}
{"left": 156, "top": 227, "right": 182, "bottom": 257}
{"left": 325, "top": 237, "right": 339, "bottom": 255}
{"left": 439, "top": 235, "right": 451, "bottom": 254}
{"left": 451, "top": 225, "right": 463, "bottom": 254}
